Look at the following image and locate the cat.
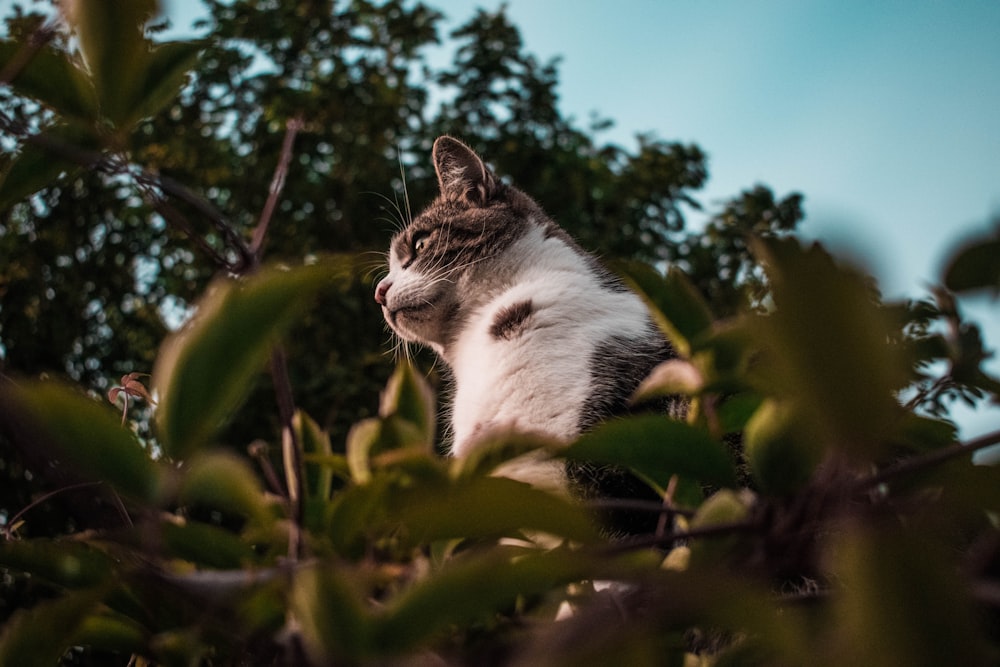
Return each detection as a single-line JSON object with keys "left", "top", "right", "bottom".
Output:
{"left": 376, "top": 136, "right": 682, "bottom": 527}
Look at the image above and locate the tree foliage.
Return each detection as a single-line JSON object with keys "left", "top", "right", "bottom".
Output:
{"left": 1, "top": 1, "right": 999, "bottom": 665}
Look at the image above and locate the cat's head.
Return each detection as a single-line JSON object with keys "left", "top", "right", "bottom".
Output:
{"left": 375, "top": 136, "right": 541, "bottom": 352}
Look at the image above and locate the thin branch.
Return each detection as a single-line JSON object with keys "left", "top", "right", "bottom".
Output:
{"left": 249, "top": 115, "right": 304, "bottom": 261}
{"left": 600, "top": 519, "right": 758, "bottom": 556}
{"left": 271, "top": 346, "right": 304, "bottom": 560}
{"left": 2, "top": 481, "right": 103, "bottom": 540}
{"left": 859, "top": 428, "right": 1000, "bottom": 490}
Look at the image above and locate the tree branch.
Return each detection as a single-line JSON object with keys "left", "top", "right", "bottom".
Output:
{"left": 859, "top": 428, "right": 1000, "bottom": 490}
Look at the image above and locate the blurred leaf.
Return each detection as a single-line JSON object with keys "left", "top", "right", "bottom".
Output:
{"left": 687, "top": 489, "right": 752, "bottom": 565}
{"left": 614, "top": 261, "right": 714, "bottom": 357}
{"left": 161, "top": 520, "right": 257, "bottom": 569}
{"left": 378, "top": 361, "right": 436, "bottom": 446}
{"left": 0, "top": 39, "right": 98, "bottom": 121}
{"left": 0, "top": 539, "right": 115, "bottom": 589}
{"left": 0, "top": 590, "right": 99, "bottom": 665}
{"left": 566, "top": 414, "right": 737, "bottom": 489}
{"left": 753, "top": 238, "right": 908, "bottom": 460}
{"left": 12, "top": 381, "right": 162, "bottom": 502}
{"left": 125, "top": 40, "right": 203, "bottom": 127}
{"left": 393, "top": 476, "right": 597, "bottom": 544}
{"left": 943, "top": 236, "right": 1000, "bottom": 295}
{"left": 291, "top": 562, "right": 370, "bottom": 663}
{"left": 177, "top": 452, "right": 269, "bottom": 524}
{"left": 744, "top": 398, "right": 822, "bottom": 496}
{"left": 0, "top": 123, "right": 102, "bottom": 209}
{"left": 345, "top": 417, "right": 381, "bottom": 484}
{"left": 295, "top": 410, "right": 334, "bottom": 500}
{"left": 449, "top": 429, "right": 562, "bottom": 480}
{"left": 154, "top": 260, "right": 350, "bottom": 458}
{"left": 73, "top": 611, "right": 148, "bottom": 655}
{"left": 829, "top": 522, "right": 989, "bottom": 666}
{"left": 372, "top": 549, "right": 594, "bottom": 653}
{"left": 66, "top": 0, "right": 157, "bottom": 126}
{"left": 632, "top": 359, "right": 704, "bottom": 403}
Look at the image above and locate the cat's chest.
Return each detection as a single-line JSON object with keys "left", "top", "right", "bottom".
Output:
{"left": 447, "top": 278, "right": 651, "bottom": 456}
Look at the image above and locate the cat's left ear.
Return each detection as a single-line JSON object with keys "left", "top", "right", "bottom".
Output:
{"left": 432, "top": 136, "right": 498, "bottom": 206}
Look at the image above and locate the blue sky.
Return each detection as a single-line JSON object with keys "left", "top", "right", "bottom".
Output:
{"left": 164, "top": 0, "right": 1000, "bottom": 436}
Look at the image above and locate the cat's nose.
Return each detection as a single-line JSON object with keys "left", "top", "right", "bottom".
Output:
{"left": 375, "top": 279, "right": 391, "bottom": 306}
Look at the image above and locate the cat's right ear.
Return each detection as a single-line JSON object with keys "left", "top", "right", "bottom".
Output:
{"left": 432, "top": 136, "right": 498, "bottom": 206}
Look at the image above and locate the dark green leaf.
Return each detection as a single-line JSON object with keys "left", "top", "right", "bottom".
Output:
{"left": 125, "top": 40, "right": 204, "bottom": 126}
{"left": 291, "top": 563, "right": 370, "bottom": 663}
{"left": 829, "top": 522, "right": 990, "bottom": 666}
{"left": 614, "top": 261, "right": 714, "bottom": 356}
{"left": 0, "top": 590, "right": 100, "bottom": 666}
{"left": 373, "top": 549, "right": 594, "bottom": 653}
{"left": 73, "top": 612, "right": 148, "bottom": 655}
{"left": 566, "top": 414, "right": 737, "bottom": 488}
{"left": 12, "top": 381, "right": 162, "bottom": 502}
{"left": 0, "top": 539, "right": 115, "bottom": 589}
{"left": 161, "top": 520, "right": 257, "bottom": 569}
{"left": 66, "top": 0, "right": 157, "bottom": 126}
{"left": 0, "top": 40, "right": 98, "bottom": 120}
{"left": 154, "top": 260, "right": 351, "bottom": 458}
{"left": 393, "top": 476, "right": 597, "bottom": 544}
{"left": 177, "top": 452, "right": 270, "bottom": 524}
{"left": 296, "top": 410, "right": 335, "bottom": 500}
{"left": 378, "top": 361, "right": 436, "bottom": 446}
{"left": 943, "top": 237, "right": 1000, "bottom": 295}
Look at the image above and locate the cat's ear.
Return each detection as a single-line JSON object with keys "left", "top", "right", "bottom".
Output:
{"left": 432, "top": 136, "right": 498, "bottom": 206}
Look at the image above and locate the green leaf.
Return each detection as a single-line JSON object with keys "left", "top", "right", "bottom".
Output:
{"left": 66, "top": 0, "right": 157, "bottom": 126}
{"left": 0, "top": 40, "right": 98, "bottom": 121}
{"left": 73, "top": 612, "right": 148, "bottom": 655}
{"left": 829, "top": 522, "right": 990, "bottom": 666}
{"left": 177, "top": 452, "right": 270, "bottom": 524}
{"left": 0, "top": 539, "right": 115, "bottom": 589}
{"left": 378, "top": 361, "right": 436, "bottom": 446}
{"left": 295, "top": 410, "right": 335, "bottom": 500}
{"left": 744, "top": 398, "right": 822, "bottom": 496}
{"left": 752, "top": 238, "right": 908, "bottom": 460}
{"left": 290, "top": 563, "right": 370, "bottom": 663}
{"left": 11, "top": 381, "right": 162, "bottom": 502}
{"left": 124, "top": 40, "right": 204, "bottom": 126}
{"left": 0, "top": 591, "right": 100, "bottom": 666}
{"left": 372, "top": 549, "right": 594, "bottom": 653}
{"left": 943, "top": 236, "right": 1000, "bottom": 295}
{"left": 154, "top": 260, "right": 350, "bottom": 458}
{"left": 566, "top": 414, "right": 737, "bottom": 489}
{"left": 392, "top": 476, "right": 597, "bottom": 544}
{"left": 0, "top": 123, "right": 102, "bottom": 209}
{"left": 614, "top": 261, "right": 714, "bottom": 357}
{"left": 161, "top": 520, "right": 257, "bottom": 569}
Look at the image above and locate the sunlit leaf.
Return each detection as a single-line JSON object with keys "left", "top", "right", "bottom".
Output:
{"left": 11, "top": 381, "right": 162, "bottom": 502}
{"left": 614, "top": 261, "right": 714, "bottom": 357}
{"left": 154, "top": 260, "right": 350, "bottom": 458}
{"left": 566, "top": 414, "right": 737, "bottom": 489}
{"left": 378, "top": 361, "right": 436, "bottom": 446}
{"left": 743, "top": 398, "right": 822, "bottom": 495}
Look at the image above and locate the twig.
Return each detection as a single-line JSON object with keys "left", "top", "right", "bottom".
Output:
{"left": 0, "top": 21, "right": 58, "bottom": 85}
{"left": 2, "top": 481, "right": 103, "bottom": 540}
{"left": 858, "top": 428, "right": 1000, "bottom": 490}
{"left": 249, "top": 115, "right": 304, "bottom": 261}
{"left": 600, "top": 519, "right": 758, "bottom": 556}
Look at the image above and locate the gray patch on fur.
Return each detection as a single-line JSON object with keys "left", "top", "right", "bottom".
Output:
{"left": 490, "top": 299, "right": 534, "bottom": 340}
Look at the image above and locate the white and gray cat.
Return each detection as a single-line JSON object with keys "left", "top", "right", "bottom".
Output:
{"left": 376, "top": 137, "right": 680, "bottom": 518}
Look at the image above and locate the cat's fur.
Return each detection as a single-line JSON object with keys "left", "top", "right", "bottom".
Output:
{"left": 377, "top": 137, "right": 678, "bottom": 506}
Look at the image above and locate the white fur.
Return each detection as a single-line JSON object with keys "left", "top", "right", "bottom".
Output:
{"left": 445, "top": 225, "right": 652, "bottom": 457}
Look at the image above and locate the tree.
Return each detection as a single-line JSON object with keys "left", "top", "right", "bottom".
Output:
{"left": 2, "top": 1, "right": 998, "bottom": 665}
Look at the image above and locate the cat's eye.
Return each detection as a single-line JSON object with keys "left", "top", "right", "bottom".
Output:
{"left": 412, "top": 231, "right": 430, "bottom": 255}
